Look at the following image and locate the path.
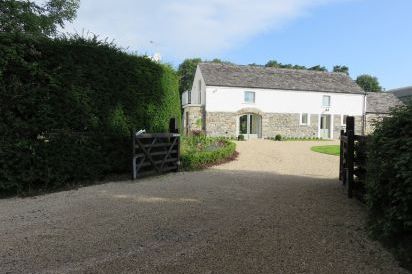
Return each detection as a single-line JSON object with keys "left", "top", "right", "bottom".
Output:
{"left": 0, "top": 140, "right": 408, "bottom": 273}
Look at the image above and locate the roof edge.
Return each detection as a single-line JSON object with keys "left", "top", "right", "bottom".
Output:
{"left": 205, "top": 84, "right": 366, "bottom": 95}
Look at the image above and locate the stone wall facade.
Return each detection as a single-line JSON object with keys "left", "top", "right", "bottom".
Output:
{"left": 262, "top": 113, "right": 318, "bottom": 138}
{"left": 333, "top": 116, "right": 363, "bottom": 137}
{"left": 365, "top": 114, "right": 389, "bottom": 135}
{"left": 190, "top": 110, "right": 367, "bottom": 139}
{"left": 205, "top": 112, "right": 237, "bottom": 137}
{"left": 333, "top": 115, "right": 343, "bottom": 139}
{"left": 183, "top": 106, "right": 205, "bottom": 135}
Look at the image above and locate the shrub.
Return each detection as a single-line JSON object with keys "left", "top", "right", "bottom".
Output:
{"left": 181, "top": 137, "right": 236, "bottom": 170}
{"left": 238, "top": 134, "right": 245, "bottom": 141}
{"left": 190, "top": 129, "right": 203, "bottom": 136}
{"left": 366, "top": 103, "right": 412, "bottom": 268}
{"left": 275, "top": 134, "right": 282, "bottom": 141}
{"left": 0, "top": 33, "right": 181, "bottom": 195}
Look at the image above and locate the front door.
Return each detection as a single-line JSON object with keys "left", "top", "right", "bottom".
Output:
{"left": 320, "top": 114, "right": 331, "bottom": 139}
{"left": 239, "top": 114, "right": 261, "bottom": 139}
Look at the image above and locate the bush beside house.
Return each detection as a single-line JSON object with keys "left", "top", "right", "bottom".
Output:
{"left": 0, "top": 33, "right": 181, "bottom": 195}
{"left": 366, "top": 103, "right": 412, "bottom": 268}
{"left": 181, "top": 136, "right": 236, "bottom": 170}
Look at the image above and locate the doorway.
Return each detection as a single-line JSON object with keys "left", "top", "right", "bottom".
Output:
{"left": 239, "top": 114, "right": 262, "bottom": 139}
{"left": 320, "top": 114, "right": 331, "bottom": 139}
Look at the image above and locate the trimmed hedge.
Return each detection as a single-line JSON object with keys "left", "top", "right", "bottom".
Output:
{"left": 0, "top": 33, "right": 181, "bottom": 195}
{"left": 180, "top": 136, "right": 236, "bottom": 170}
{"left": 366, "top": 103, "right": 412, "bottom": 268}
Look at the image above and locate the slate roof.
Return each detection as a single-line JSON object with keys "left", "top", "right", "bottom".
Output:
{"left": 198, "top": 63, "right": 365, "bottom": 94}
{"left": 366, "top": 92, "right": 404, "bottom": 114}
{"left": 388, "top": 86, "right": 412, "bottom": 98}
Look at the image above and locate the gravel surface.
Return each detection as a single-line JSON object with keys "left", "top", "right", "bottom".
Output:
{"left": 0, "top": 140, "right": 408, "bottom": 273}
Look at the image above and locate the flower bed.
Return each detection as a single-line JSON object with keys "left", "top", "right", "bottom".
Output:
{"left": 180, "top": 136, "right": 236, "bottom": 170}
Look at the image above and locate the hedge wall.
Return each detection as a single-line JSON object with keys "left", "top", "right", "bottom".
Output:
{"left": 366, "top": 103, "right": 412, "bottom": 268}
{"left": 0, "top": 33, "right": 181, "bottom": 195}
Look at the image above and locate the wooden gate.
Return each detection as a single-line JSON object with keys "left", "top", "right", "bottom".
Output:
{"left": 339, "top": 116, "right": 367, "bottom": 200}
{"left": 132, "top": 133, "right": 180, "bottom": 179}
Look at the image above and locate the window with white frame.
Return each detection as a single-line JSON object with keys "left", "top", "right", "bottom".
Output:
{"left": 244, "top": 91, "right": 255, "bottom": 103}
{"left": 300, "top": 113, "right": 310, "bottom": 125}
{"left": 322, "top": 95, "right": 331, "bottom": 107}
{"left": 342, "top": 115, "right": 348, "bottom": 126}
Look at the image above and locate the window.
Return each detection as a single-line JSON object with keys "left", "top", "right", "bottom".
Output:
{"left": 244, "top": 91, "right": 255, "bottom": 103}
{"left": 188, "top": 91, "right": 191, "bottom": 104}
{"left": 300, "top": 113, "right": 310, "bottom": 125}
{"left": 322, "top": 95, "right": 331, "bottom": 107}
{"left": 342, "top": 115, "right": 348, "bottom": 126}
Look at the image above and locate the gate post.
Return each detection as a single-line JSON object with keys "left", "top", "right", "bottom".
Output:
{"left": 346, "top": 117, "right": 355, "bottom": 198}
{"left": 339, "top": 129, "right": 344, "bottom": 181}
{"left": 131, "top": 129, "right": 136, "bottom": 180}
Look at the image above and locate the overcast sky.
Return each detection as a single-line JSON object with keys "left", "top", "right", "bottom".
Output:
{"left": 64, "top": 0, "right": 412, "bottom": 90}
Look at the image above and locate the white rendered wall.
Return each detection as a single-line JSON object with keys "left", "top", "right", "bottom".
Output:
{"left": 205, "top": 86, "right": 364, "bottom": 116}
{"left": 188, "top": 66, "right": 206, "bottom": 105}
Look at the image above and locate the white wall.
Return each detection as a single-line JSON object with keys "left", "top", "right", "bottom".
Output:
{"left": 182, "top": 91, "right": 188, "bottom": 105}
{"left": 189, "top": 66, "right": 206, "bottom": 105}
{"left": 205, "top": 86, "right": 365, "bottom": 116}
{"left": 182, "top": 66, "right": 206, "bottom": 107}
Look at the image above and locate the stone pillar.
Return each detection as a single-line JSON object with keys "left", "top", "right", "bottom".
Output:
{"left": 183, "top": 106, "right": 205, "bottom": 135}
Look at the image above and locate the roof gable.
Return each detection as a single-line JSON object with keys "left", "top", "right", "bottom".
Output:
{"left": 199, "top": 63, "right": 364, "bottom": 94}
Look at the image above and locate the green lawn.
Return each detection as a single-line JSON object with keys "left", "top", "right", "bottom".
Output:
{"left": 311, "top": 145, "right": 340, "bottom": 156}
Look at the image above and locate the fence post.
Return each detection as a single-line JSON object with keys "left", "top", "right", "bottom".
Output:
{"left": 131, "top": 129, "right": 136, "bottom": 180}
{"left": 346, "top": 116, "right": 355, "bottom": 198}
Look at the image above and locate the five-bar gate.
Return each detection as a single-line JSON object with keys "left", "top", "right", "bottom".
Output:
{"left": 132, "top": 133, "right": 180, "bottom": 179}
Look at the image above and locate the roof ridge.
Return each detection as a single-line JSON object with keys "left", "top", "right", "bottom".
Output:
{"left": 199, "top": 62, "right": 347, "bottom": 76}
{"left": 198, "top": 62, "right": 364, "bottom": 94}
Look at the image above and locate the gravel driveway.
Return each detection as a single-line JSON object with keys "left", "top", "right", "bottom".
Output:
{"left": 0, "top": 140, "right": 408, "bottom": 273}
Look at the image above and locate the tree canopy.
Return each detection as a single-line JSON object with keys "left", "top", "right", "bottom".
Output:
{"left": 265, "top": 60, "right": 327, "bottom": 71}
{"left": 177, "top": 58, "right": 233, "bottom": 95}
{"left": 177, "top": 58, "right": 202, "bottom": 95}
{"left": 333, "top": 65, "right": 349, "bottom": 75}
{"left": 0, "top": 0, "right": 80, "bottom": 36}
{"left": 356, "top": 74, "right": 382, "bottom": 92}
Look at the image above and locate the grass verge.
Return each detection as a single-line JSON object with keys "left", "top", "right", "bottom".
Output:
{"left": 311, "top": 145, "right": 340, "bottom": 156}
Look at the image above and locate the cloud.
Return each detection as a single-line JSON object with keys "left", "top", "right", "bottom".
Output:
{"left": 65, "top": 0, "right": 342, "bottom": 60}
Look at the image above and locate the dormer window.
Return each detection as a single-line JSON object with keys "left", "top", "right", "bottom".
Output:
{"left": 244, "top": 91, "right": 255, "bottom": 103}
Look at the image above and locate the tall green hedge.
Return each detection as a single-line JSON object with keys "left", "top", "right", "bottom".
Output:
{"left": 0, "top": 33, "right": 181, "bottom": 195}
{"left": 366, "top": 103, "right": 412, "bottom": 268}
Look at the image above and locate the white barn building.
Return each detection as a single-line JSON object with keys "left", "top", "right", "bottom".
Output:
{"left": 182, "top": 63, "right": 399, "bottom": 139}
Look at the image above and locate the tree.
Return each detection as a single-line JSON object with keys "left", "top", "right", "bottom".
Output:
{"left": 308, "top": 65, "right": 327, "bottom": 72}
{"left": 177, "top": 58, "right": 233, "bottom": 95}
{"left": 177, "top": 58, "right": 202, "bottom": 95}
{"left": 333, "top": 65, "right": 349, "bottom": 75}
{"left": 356, "top": 74, "right": 382, "bottom": 92}
{"left": 209, "top": 58, "right": 233, "bottom": 65}
{"left": 0, "top": 0, "right": 80, "bottom": 36}
{"left": 265, "top": 60, "right": 324, "bottom": 71}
